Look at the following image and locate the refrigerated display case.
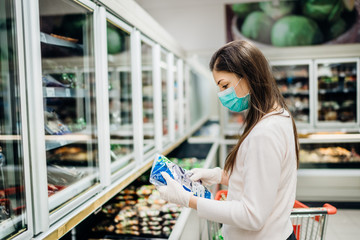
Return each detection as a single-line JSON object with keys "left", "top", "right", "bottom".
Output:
{"left": 299, "top": 134, "right": 360, "bottom": 168}
{"left": 39, "top": 0, "right": 99, "bottom": 213}
{"left": 141, "top": 38, "right": 156, "bottom": 154}
{"left": 106, "top": 18, "right": 135, "bottom": 174}
{"left": 0, "top": 0, "right": 32, "bottom": 238}
{"left": 161, "top": 49, "right": 170, "bottom": 145}
{"left": 315, "top": 58, "right": 359, "bottom": 128}
{"left": 271, "top": 60, "right": 313, "bottom": 128}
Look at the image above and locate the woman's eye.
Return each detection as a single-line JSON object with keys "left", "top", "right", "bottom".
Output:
{"left": 222, "top": 84, "right": 228, "bottom": 89}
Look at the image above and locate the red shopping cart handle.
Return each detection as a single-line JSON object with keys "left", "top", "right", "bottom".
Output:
{"left": 293, "top": 200, "right": 337, "bottom": 215}
{"left": 323, "top": 203, "right": 337, "bottom": 215}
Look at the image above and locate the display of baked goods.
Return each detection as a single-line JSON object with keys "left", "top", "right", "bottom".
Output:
{"left": 300, "top": 146, "right": 360, "bottom": 163}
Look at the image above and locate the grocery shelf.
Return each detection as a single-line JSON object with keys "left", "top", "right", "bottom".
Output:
{"left": 40, "top": 32, "right": 83, "bottom": 50}
{"left": 0, "top": 135, "right": 22, "bottom": 141}
{"left": 0, "top": 216, "right": 23, "bottom": 239}
{"left": 48, "top": 170, "right": 97, "bottom": 211}
{"left": 318, "top": 88, "right": 356, "bottom": 94}
{"left": 45, "top": 130, "right": 92, "bottom": 151}
{"left": 43, "top": 87, "right": 85, "bottom": 98}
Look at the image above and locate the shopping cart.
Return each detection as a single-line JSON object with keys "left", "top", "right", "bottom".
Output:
{"left": 208, "top": 190, "right": 337, "bottom": 240}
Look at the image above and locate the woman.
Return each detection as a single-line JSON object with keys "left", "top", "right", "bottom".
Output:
{"left": 158, "top": 40, "right": 299, "bottom": 240}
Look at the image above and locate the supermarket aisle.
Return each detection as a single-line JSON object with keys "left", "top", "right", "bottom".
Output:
{"left": 326, "top": 209, "right": 360, "bottom": 240}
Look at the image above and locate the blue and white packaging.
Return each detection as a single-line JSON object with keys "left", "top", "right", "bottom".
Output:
{"left": 149, "top": 154, "right": 211, "bottom": 199}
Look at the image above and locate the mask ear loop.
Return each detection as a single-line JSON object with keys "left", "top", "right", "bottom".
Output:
{"left": 234, "top": 77, "right": 242, "bottom": 89}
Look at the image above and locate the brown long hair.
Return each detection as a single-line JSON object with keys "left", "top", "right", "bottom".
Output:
{"left": 210, "top": 40, "right": 299, "bottom": 175}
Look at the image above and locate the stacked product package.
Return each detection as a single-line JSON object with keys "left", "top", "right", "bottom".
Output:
{"left": 92, "top": 184, "right": 181, "bottom": 238}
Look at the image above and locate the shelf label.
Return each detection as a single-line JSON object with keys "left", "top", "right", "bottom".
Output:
{"left": 46, "top": 88, "right": 55, "bottom": 97}
{"left": 65, "top": 89, "right": 71, "bottom": 97}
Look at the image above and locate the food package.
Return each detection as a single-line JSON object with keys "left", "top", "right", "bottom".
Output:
{"left": 149, "top": 154, "right": 211, "bottom": 199}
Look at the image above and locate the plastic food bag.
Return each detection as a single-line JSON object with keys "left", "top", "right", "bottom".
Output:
{"left": 149, "top": 154, "right": 211, "bottom": 199}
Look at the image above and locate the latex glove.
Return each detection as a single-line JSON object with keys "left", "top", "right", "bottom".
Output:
{"left": 158, "top": 172, "right": 192, "bottom": 207}
{"left": 190, "top": 167, "right": 222, "bottom": 186}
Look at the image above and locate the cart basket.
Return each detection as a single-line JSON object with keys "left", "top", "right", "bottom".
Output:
{"left": 209, "top": 190, "right": 337, "bottom": 240}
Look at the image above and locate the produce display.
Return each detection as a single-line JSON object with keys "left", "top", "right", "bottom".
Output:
{"left": 229, "top": 0, "right": 359, "bottom": 47}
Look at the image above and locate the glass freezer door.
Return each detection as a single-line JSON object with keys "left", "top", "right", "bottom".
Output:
{"left": 161, "top": 50, "right": 169, "bottom": 144}
{"left": 0, "top": 0, "right": 29, "bottom": 238}
{"left": 174, "top": 57, "right": 180, "bottom": 137}
{"left": 272, "top": 62, "right": 311, "bottom": 126}
{"left": 39, "top": 0, "right": 98, "bottom": 211}
{"left": 316, "top": 60, "right": 358, "bottom": 126}
{"left": 141, "top": 41, "right": 155, "bottom": 153}
{"left": 107, "top": 21, "right": 135, "bottom": 173}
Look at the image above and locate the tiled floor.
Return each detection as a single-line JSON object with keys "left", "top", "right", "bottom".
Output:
{"left": 325, "top": 209, "right": 360, "bottom": 240}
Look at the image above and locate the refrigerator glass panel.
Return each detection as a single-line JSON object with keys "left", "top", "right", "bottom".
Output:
{"left": 107, "top": 21, "right": 134, "bottom": 172}
{"left": 0, "top": 0, "right": 28, "bottom": 238}
{"left": 161, "top": 51, "right": 169, "bottom": 143}
{"left": 183, "top": 67, "right": 188, "bottom": 131}
{"left": 174, "top": 57, "right": 180, "bottom": 136}
{"left": 141, "top": 41, "right": 155, "bottom": 153}
{"left": 272, "top": 64, "right": 310, "bottom": 124}
{"left": 317, "top": 62, "right": 357, "bottom": 123}
{"left": 189, "top": 71, "right": 202, "bottom": 125}
{"left": 39, "top": 0, "right": 98, "bottom": 210}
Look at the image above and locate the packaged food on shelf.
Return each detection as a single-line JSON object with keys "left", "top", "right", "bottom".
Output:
{"left": 91, "top": 180, "right": 182, "bottom": 239}
{"left": 150, "top": 154, "right": 211, "bottom": 199}
{"left": 44, "top": 108, "right": 71, "bottom": 135}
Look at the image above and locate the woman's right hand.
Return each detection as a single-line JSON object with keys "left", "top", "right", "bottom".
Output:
{"left": 190, "top": 167, "right": 223, "bottom": 186}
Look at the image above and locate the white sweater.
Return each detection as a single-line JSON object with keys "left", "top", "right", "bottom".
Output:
{"left": 197, "top": 110, "right": 297, "bottom": 240}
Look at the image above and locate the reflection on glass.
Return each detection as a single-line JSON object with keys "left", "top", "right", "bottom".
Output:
{"left": 141, "top": 42, "right": 155, "bottom": 153}
{"left": 39, "top": 0, "right": 98, "bottom": 210}
{"left": 0, "top": 0, "right": 27, "bottom": 238}
{"left": 174, "top": 57, "right": 180, "bottom": 136}
{"left": 107, "top": 21, "right": 134, "bottom": 172}
{"left": 161, "top": 51, "right": 169, "bottom": 142}
{"left": 317, "top": 62, "right": 357, "bottom": 123}
{"left": 183, "top": 67, "right": 188, "bottom": 131}
{"left": 272, "top": 64, "right": 310, "bottom": 123}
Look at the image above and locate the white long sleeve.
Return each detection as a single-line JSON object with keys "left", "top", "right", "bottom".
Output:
{"left": 197, "top": 110, "right": 297, "bottom": 240}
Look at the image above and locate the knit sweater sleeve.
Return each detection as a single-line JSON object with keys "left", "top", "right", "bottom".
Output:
{"left": 197, "top": 130, "right": 282, "bottom": 231}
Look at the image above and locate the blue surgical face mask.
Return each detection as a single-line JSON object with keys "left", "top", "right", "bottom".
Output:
{"left": 217, "top": 79, "right": 250, "bottom": 112}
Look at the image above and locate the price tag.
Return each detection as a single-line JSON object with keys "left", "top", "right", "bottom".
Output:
{"left": 40, "top": 32, "right": 47, "bottom": 43}
{"left": 46, "top": 88, "right": 55, "bottom": 97}
{"left": 65, "top": 89, "right": 71, "bottom": 97}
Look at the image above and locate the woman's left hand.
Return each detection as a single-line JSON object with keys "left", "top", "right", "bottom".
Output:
{"left": 158, "top": 172, "right": 192, "bottom": 207}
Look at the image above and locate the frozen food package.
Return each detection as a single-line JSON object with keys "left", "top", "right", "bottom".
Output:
{"left": 149, "top": 154, "right": 211, "bottom": 199}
